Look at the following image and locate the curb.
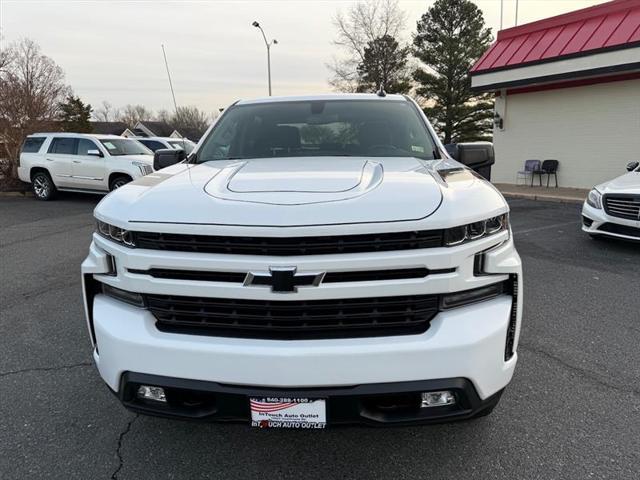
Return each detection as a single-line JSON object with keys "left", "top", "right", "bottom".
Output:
{"left": 501, "top": 192, "right": 584, "bottom": 205}
{"left": 0, "top": 190, "right": 33, "bottom": 197}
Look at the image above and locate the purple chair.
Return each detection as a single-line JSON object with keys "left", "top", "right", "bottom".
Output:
{"left": 516, "top": 160, "right": 541, "bottom": 187}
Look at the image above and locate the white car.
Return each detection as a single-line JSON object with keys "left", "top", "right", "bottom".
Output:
{"left": 582, "top": 161, "right": 640, "bottom": 241}
{"left": 135, "top": 136, "right": 196, "bottom": 155}
{"left": 18, "top": 133, "right": 154, "bottom": 200}
{"left": 82, "top": 94, "right": 523, "bottom": 427}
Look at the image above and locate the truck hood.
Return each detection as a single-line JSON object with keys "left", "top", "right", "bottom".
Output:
{"left": 597, "top": 170, "right": 640, "bottom": 195}
{"left": 98, "top": 157, "right": 445, "bottom": 226}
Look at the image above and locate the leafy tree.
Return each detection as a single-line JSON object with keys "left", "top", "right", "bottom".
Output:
{"left": 58, "top": 95, "right": 93, "bottom": 132}
{"left": 0, "top": 38, "right": 70, "bottom": 183}
{"left": 413, "top": 0, "right": 493, "bottom": 143}
{"left": 329, "top": 0, "right": 407, "bottom": 92}
{"left": 356, "top": 34, "right": 411, "bottom": 93}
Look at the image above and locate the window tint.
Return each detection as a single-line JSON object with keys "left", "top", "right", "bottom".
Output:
{"left": 77, "top": 139, "right": 100, "bottom": 155}
{"left": 197, "top": 100, "right": 437, "bottom": 162}
{"left": 139, "top": 140, "right": 165, "bottom": 152}
{"left": 21, "top": 137, "right": 46, "bottom": 153}
{"left": 99, "top": 139, "right": 152, "bottom": 156}
{"left": 48, "top": 137, "right": 77, "bottom": 155}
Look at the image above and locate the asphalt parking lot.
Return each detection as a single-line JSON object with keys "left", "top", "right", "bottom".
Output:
{"left": 1, "top": 193, "right": 639, "bottom": 480}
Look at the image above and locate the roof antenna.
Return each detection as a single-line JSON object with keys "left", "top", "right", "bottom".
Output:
{"left": 161, "top": 44, "right": 187, "bottom": 151}
{"left": 376, "top": 84, "right": 387, "bottom": 97}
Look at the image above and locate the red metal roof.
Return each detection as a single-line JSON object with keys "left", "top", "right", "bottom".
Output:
{"left": 472, "top": 0, "right": 640, "bottom": 74}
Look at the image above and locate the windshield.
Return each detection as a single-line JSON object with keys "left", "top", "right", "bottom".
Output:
{"left": 168, "top": 139, "right": 196, "bottom": 154}
{"left": 196, "top": 99, "right": 438, "bottom": 163}
{"left": 100, "top": 139, "right": 152, "bottom": 156}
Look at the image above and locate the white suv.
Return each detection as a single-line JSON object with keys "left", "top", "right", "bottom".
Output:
{"left": 582, "top": 162, "right": 640, "bottom": 241}
{"left": 135, "top": 136, "right": 196, "bottom": 154}
{"left": 82, "top": 94, "right": 523, "bottom": 427}
{"left": 18, "top": 133, "right": 154, "bottom": 200}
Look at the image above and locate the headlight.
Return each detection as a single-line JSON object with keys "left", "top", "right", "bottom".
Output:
{"left": 444, "top": 213, "right": 509, "bottom": 246}
{"left": 132, "top": 161, "right": 153, "bottom": 175}
{"left": 96, "top": 220, "right": 135, "bottom": 247}
{"left": 586, "top": 189, "right": 602, "bottom": 209}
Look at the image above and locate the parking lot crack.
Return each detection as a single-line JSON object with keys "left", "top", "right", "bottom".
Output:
{"left": 111, "top": 414, "right": 139, "bottom": 480}
{"left": 520, "top": 343, "right": 640, "bottom": 397}
{"left": 0, "top": 361, "right": 93, "bottom": 378}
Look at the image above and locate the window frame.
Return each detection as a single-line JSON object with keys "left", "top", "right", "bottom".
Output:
{"left": 47, "top": 137, "right": 78, "bottom": 155}
{"left": 21, "top": 136, "right": 47, "bottom": 154}
{"left": 193, "top": 98, "right": 441, "bottom": 163}
{"left": 138, "top": 139, "right": 166, "bottom": 152}
{"left": 76, "top": 138, "right": 102, "bottom": 156}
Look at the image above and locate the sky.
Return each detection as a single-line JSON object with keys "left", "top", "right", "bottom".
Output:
{"left": 1, "top": 0, "right": 606, "bottom": 116}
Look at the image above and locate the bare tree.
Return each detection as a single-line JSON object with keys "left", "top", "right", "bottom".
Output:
{"left": 0, "top": 38, "right": 70, "bottom": 182}
{"left": 117, "top": 104, "right": 154, "bottom": 128}
{"left": 328, "top": 0, "right": 407, "bottom": 92}
{"left": 171, "top": 106, "right": 210, "bottom": 137}
{"left": 155, "top": 109, "right": 172, "bottom": 124}
{"left": 93, "top": 101, "right": 121, "bottom": 122}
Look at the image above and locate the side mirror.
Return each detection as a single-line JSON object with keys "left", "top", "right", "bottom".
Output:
{"left": 444, "top": 142, "right": 495, "bottom": 181}
{"left": 455, "top": 143, "right": 495, "bottom": 168}
{"left": 87, "top": 149, "right": 103, "bottom": 157}
{"left": 626, "top": 161, "right": 639, "bottom": 172}
{"left": 154, "top": 148, "right": 186, "bottom": 170}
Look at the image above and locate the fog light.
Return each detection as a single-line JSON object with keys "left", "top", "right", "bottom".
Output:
{"left": 421, "top": 390, "right": 456, "bottom": 407}
{"left": 136, "top": 385, "right": 167, "bottom": 402}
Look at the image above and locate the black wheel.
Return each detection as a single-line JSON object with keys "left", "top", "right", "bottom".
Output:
{"left": 32, "top": 171, "right": 56, "bottom": 201}
{"left": 109, "top": 175, "right": 131, "bottom": 191}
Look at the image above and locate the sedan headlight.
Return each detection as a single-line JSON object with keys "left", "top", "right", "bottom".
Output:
{"left": 444, "top": 214, "right": 509, "bottom": 246}
{"left": 586, "top": 189, "right": 602, "bottom": 209}
{"left": 96, "top": 220, "right": 135, "bottom": 247}
{"left": 132, "top": 161, "right": 153, "bottom": 175}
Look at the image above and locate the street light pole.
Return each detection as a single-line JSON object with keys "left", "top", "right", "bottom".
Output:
{"left": 252, "top": 21, "right": 278, "bottom": 96}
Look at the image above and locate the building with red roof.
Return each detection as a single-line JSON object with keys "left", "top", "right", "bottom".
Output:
{"left": 471, "top": 0, "right": 640, "bottom": 188}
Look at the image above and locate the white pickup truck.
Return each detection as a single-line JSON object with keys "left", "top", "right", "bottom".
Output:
{"left": 18, "top": 133, "right": 154, "bottom": 200}
{"left": 82, "top": 93, "right": 522, "bottom": 428}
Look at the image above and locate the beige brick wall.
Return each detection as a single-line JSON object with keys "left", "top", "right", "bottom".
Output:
{"left": 492, "top": 79, "right": 640, "bottom": 189}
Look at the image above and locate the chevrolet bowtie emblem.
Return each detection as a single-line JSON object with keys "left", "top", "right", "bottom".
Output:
{"left": 244, "top": 266, "right": 325, "bottom": 293}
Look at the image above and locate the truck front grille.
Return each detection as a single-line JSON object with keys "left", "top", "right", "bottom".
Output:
{"left": 146, "top": 293, "right": 440, "bottom": 339}
{"left": 133, "top": 229, "right": 444, "bottom": 256}
{"left": 603, "top": 195, "right": 640, "bottom": 220}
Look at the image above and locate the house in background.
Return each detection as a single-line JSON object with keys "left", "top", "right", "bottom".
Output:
{"left": 471, "top": 0, "right": 640, "bottom": 189}
{"left": 90, "top": 121, "right": 128, "bottom": 136}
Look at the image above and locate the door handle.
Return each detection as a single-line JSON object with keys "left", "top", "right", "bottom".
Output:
{"left": 46, "top": 158, "right": 54, "bottom": 162}
{"left": 73, "top": 160, "right": 81, "bottom": 164}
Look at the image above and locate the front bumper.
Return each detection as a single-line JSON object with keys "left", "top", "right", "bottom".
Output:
{"left": 116, "top": 373, "right": 502, "bottom": 425}
{"left": 582, "top": 202, "right": 640, "bottom": 241}
{"left": 82, "top": 231, "right": 522, "bottom": 418}
{"left": 91, "top": 291, "right": 517, "bottom": 401}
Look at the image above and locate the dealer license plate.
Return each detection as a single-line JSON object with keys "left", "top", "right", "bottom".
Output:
{"left": 250, "top": 397, "right": 327, "bottom": 429}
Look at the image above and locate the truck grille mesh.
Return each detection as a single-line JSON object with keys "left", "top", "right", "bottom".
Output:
{"left": 133, "top": 230, "right": 444, "bottom": 256}
{"left": 146, "top": 293, "right": 440, "bottom": 339}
